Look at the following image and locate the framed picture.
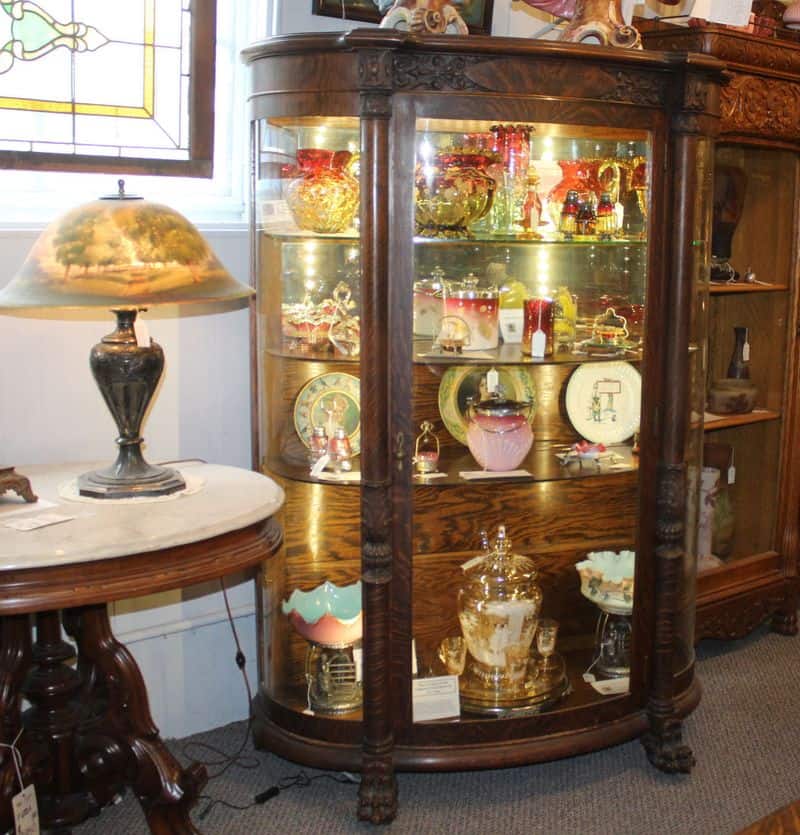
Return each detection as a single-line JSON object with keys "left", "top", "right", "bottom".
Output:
{"left": 311, "top": 0, "right": 495, "bottom": 35}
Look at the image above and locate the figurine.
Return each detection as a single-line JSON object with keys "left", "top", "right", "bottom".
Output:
{"left": 518, "top": 0, "right": 681, "bottom": 49}
{"left": 376, "top": 0, "right": 469, "bottom": 34}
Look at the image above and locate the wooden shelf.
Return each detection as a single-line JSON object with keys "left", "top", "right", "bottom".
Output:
{"left": 710, "top": 283, "right": 788, "bottom": 294}
{"left": 703, "top": 409, "right": 781, "bottom": 431}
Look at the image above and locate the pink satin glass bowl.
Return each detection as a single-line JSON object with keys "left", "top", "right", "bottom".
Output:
{"left": 282, "top": 580, "right": 363, "bottom": 648}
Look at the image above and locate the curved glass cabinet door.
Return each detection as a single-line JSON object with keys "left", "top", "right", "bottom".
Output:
{"left": 407, "top": 119, "right": 653, "bottom": 726}
{"left": 254, "top": 116, "right": 366, "bottom": 719}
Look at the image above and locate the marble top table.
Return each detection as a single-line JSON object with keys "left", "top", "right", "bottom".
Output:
{"left": 0, "top": 461, "right": 284, "bottom": 834}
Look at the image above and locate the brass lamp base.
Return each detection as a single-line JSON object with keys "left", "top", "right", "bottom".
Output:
{"left": 78, "top": 461, "right": 185, "bottom": 499}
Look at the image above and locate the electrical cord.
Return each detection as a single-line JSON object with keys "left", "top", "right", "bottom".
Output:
{"left": 186, "top": 577, "right": 360, "bottom": 824}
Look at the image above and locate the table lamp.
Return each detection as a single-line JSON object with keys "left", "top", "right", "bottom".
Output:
{"left": 0, "top": 181, "right": 253, "bottom": 499}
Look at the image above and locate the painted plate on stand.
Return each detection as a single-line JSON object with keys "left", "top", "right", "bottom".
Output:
{"left": 564, "top": 361, "right": 641, "bottom": 445}
{"left": 438, "top": 366, "right": 536, "bottom": 446}
{"left": 293, "top": 372, "right": 361, "bottom": 453}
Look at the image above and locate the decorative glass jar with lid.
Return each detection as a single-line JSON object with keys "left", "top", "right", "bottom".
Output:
{"left": 457, "top": 526, "right": 568, "bottom": 715}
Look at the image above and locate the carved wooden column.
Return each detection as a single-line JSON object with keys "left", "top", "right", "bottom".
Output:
{"left": 642, "top": 69, "right": 719, "bottom": 773}
{"left": 356, "top": 49, "right": 399, "bottom": 824}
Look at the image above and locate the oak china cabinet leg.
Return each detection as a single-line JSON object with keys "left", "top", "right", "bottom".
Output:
{"left": 644, "top": 466, "right": 695, "bottom": 775}
{"left": 357, "top": 70, "right": 398, "bottom": 825}
{"left": 641, "top": 715, "right": 694, "bottom": 774}
{"left": 357, "top": 741, "right": 398, "bottom": 824}
{"left": 70, "top": 604, "right": 208, "bottom": 834}
{"left": 771, "top": 609, "right": 799, "bottom": 636}
{"left": 770, "top": 587, "right": 799, "bottom": 636}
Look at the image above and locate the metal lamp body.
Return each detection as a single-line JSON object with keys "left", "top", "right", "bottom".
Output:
{"left": 78, "top": 309, "right": 185, "bottom": 499}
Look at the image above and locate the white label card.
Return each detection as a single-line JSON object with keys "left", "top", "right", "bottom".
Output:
{"left": 691, "top": 0, "right": 751, "bottom": 27}
{"left": 589, "top": 677, "right": 630, "bottom": 696}
{"left": 133, "top": 315, "right": 150, "bottom": 348}
{"left": 743, "top": 342, "right": 750, "bottom": 362}
{"left": 412, "top": 675, "right": 461, "bottom": 722}
{"left": 3, "top": 514, "right": 75, "bottom": 532}
{"left": 531, "top": 329, "right": 546, "bottom": 358}
{"left": 12, "top": 784, "right": 39, "bottom": 835}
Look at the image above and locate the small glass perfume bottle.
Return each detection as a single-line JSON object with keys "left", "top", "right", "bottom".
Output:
{"left": 309, "top": 425, "right": 328, "bottom": 465}
{"left": 413, "top": 420, "right": 440, "bottom": 476}
{"left": 559, "top": 189, "right": 579, "bottom": 238}
{"left": 596, "top": 192, "right": 617, "bottom": 238}
{"left": 328, "top": 427, "right": 353, "bottom": 472}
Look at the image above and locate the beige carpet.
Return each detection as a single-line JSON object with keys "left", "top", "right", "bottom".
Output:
{"left": 75, "top": 625, "right": 797, "bottom": 834}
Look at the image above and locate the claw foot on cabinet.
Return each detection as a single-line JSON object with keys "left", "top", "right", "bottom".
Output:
{"left": 641, "top": 717, "right": 695, "bottom": 774}
{"left": 771, "top": 607, "right": 798, "bottom": 637}
{"left": 357, "top": 759, "right": 398, "bottom": 824}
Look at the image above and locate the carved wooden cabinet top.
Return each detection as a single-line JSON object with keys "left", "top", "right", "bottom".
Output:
{"left": 242, "top": 29, "right": 725, "bottom": 117}
{"left": 640, "top": 21, "right": 800, "bottom": 146}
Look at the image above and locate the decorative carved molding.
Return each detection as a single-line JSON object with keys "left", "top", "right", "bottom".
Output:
{"left": 361, "top": 91, "right": 392, "bottom": 119}
{"left": 656, "top": 464, "right": 686, "bottom": 547}
{"left": 600, "top": 70, "right": 663, "bottom": 106}
{"left": 721, "top": 73, "right": 800, "bottom": 139}
{"left": 362, "top": 541, "right": 393, "bottom": 583}
{"left": 697, "top": 591, "right": 787, "bottom": 641}
{"left": 359, "top": 50, "right": 393, "bottom": 90}
{"left": 643, "top": 30, "right": 800, "bottom": 76}
{"left": 393, "top": 53, "right": 483, "bottom": 91}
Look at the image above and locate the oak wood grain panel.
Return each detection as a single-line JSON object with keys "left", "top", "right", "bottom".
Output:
{"left": 412, "top": 475, "right": 638, "bottom": 555}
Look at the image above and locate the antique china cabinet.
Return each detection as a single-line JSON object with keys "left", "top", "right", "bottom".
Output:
{"left": 642, "top": 21, "right": 800, "bottom": 642}
{"left": 242, "top": 31, "right": 724, "bottom": 822}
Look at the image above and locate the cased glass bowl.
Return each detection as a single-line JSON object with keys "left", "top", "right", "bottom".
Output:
{"left": 282, "top": 580, "right": 362, "bottom": 648}
{"left": 575, "top": 549, "right": 635, "bottom": 614}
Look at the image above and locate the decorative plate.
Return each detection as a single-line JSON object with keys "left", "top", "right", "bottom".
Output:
{"left": 438, "top": 366, "right": 536, "bottom": 446}
{"left": 564, "top": 361, "right": 641, "bottom": 445}
{"left": 293, "top": 372, "right": 361, "bottom": 453}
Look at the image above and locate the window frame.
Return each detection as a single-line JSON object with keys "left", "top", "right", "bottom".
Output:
{"left": 0, "top": 0, "right": 217, "bottom": 179}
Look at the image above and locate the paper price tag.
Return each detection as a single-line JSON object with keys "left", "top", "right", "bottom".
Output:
{"left": 12, "top": 784, "right": 39, "bottom": 835}
{"left": 531, "top": 329, "right": 546, "bottom": 358}
{"left": 588, "top": 677, "right": 629, "bottom": 696}
{"left": 743, "top": 341, "right": 750, "bottom": 362}
{"left": 133, "top": 315, "right": 150, "bottom": 348}
{"left": 309, "top": 454, "right": 330, "bottom": 479}
{"left": 3, "top": 514, "right": 74, "bottom": 532}
{"left": 691, "top": 0, "right": 752, "bottom": 27}
{"left": 486, "top": 367, "right": 499, "bottom": 393}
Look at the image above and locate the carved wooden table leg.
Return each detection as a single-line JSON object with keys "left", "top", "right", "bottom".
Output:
{"left": 71, "top": 604, "right": 207, "bottom": 834}
{"left": 22, "top": 611, "right": 91, "bottom": 829}
{"left": 0, "top": 468, "right": 37, "bottom": 503}
{"left": 0, "top": 615, "right": 50, "bottom": 834}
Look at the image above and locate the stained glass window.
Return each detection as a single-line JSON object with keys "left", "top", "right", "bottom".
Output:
{"left": 0, "top": 0, "right": 216, "bottom": 177}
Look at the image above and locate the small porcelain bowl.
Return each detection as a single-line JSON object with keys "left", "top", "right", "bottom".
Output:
{"left": 282, "top": 580, "right": 362, "bottom": 648}
{"left": 707, "top": 378, "right": 758, "bottom": 415}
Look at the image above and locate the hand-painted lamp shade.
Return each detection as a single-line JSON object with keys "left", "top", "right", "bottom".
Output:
{"left": 0, "top": 193, "right": 251, "bottom": 311}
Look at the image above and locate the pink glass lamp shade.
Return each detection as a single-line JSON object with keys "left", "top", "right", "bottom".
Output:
{"left": 0, "top": 181, "right": 253, "bottom": 499}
